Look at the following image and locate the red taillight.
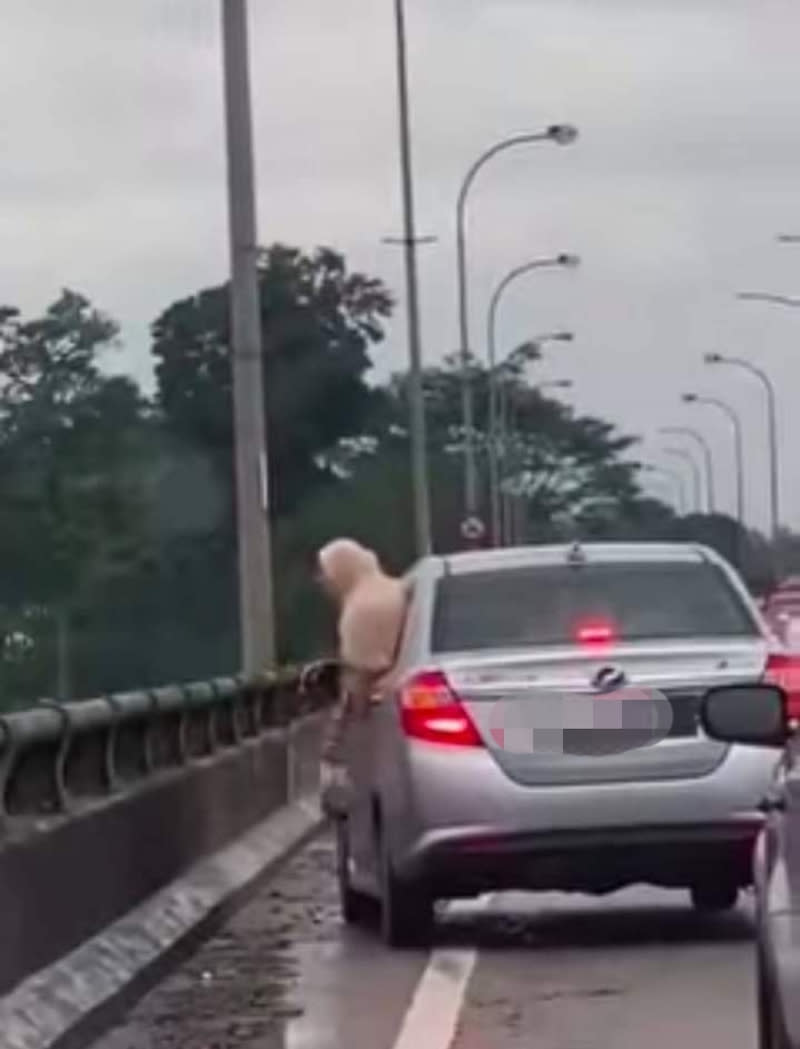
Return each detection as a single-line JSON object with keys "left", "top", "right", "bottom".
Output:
{"left": 764, "top": 653, "right": 800, "bottom": 721}
{"left": 400, "top": 670, "right": 483, "bottom": 747}
{"left": 575, "top": 619, "right": 616, "bottom": 648}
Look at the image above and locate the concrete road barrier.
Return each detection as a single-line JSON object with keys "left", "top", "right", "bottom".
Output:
{"left": 0, "top": 673, "right": 331, "bottom": 998}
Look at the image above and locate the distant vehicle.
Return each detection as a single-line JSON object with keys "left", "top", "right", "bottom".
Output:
{"left": 766, "top": 576, "right": 800, "bottom": 608}
{"left": 336, "top": 541, "right": 793, "bottom": 947}
{"left": 763, "top": 588, "right": 800, "bottom": 649}
{"left": 701, "top": 682, "right": 799, "bottom": 1049}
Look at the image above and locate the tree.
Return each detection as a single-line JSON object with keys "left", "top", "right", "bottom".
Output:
{"left": 152, "top": 245, "right": 394, "bottom": 517}
{"left": 671, "top": 513, "right": 774, "bottom": 591}
{"left": 388, "top": 356, "right": 648, "bottom": 543}
{"left": 0, "top": 291, "right": 151, "bottom": 700}
{"left": 268, "top": 356, "right": 674, "bottom": 660}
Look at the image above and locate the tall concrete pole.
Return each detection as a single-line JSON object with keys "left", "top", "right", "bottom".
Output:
{"left": 222, "top": 0, "right": 275, "bottom": 673}
{"left": 393, "top": 0, "right": 432, "bottom": 557}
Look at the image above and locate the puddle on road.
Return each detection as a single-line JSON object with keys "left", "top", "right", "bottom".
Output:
{"left": 282, "top": 941, "right": 352, "bottom": 1049}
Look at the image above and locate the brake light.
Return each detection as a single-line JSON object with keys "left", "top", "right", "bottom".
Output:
{"left": 764, "top": 653, "right": 800, "bottom": 722}
{"left": 400, "top": 670, "right": 483, "bottom": 747}
{"left": 576, "top": 619, "right": 616, "bottom": 648}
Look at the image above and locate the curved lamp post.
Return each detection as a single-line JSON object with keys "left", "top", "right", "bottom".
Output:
{"left": 704, "top": 352, "right": 780, "bottom": 548}
{"left": 662, "top": 447, "right": 702, "bottom": 515}
{"left": 737, "top": 291, "right": 800, "bottom": 308}
{"left": 457, "top": 124, "right": 579, "bottom": 520}
{"left": 487, "top": 260, "right": 578, "bottom": 544}
{"left": 682, "top": 393, "right": 745, "bottom": 528}
{"left": 658, "top": 427, "right": 715, "bottom": 514}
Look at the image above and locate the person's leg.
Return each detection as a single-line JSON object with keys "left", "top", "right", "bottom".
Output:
{"left": 321, "top": 671, "right": 354, "bottom": 764}
{"left": 320, "top": 669, "right": 377, "bottom": 815}
{"left": 320, "top": 670, "right": 360, "bottom": 814}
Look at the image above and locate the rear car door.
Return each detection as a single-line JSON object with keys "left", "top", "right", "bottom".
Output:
{"left": 346, "top": 573, "right": 419, "bottom": 891}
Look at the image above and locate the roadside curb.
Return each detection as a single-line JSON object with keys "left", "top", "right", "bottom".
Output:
{"left": 0, "top": 795, "right": 325, "bottom": 1049}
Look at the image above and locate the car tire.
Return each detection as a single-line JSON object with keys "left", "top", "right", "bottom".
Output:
{"left": 690, "top": 881, "right": 739, "bottom": 913}
{"left": 335, "top": 819, "right": 374, "bottom": 927}
{"left": 378, "top": 828, "right": 433, "bottom": 949}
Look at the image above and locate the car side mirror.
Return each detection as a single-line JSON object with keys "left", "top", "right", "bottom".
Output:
{"left": 700, "top": 684, "right": 789, "bottom": 748}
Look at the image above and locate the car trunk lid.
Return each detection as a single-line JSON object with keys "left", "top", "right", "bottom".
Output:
{"left": 440, "top": 637, "right": 768, "bottom": 785}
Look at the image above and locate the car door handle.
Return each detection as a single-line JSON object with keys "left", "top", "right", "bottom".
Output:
{"left": 758, "top": 793, "right": 787, "bottom": 814}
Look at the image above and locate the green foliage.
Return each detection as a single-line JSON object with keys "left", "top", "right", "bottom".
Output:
{"left": 0, "top": 292, "right": 153, "bottom": 700}
{"left": 152, "top": 244, "right": 393, "bottom": 515}
{"left": 390, "top": 357, "right": 645, "bottom": 542}
{"left": 7, "top": 244, "right": 779, "bottom": 709}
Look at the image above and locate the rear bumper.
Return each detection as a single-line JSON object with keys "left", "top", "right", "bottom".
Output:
{"left": 383, "top": 740, "right": 779, "bottom": 893}
{"left": 397, "top": 816, "right": 763, "bottom": 895}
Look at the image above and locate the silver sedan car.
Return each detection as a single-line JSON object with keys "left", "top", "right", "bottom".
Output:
{"left": 336, "top": 541, "right": 784, "bottom": 947}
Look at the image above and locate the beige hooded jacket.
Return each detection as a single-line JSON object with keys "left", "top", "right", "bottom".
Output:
{"left": 318, "top": 538, "right": 409, "bottom": 676}
{"left": 317, "top": 538, "right": 409, "bottom": 761}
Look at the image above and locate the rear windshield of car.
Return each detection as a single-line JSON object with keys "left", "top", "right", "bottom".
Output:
{"left": 431, "top": 561, "right": 758, "bottom": 653}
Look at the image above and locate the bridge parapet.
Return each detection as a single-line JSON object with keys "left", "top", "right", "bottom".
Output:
{"left": 0, "top": 672, "right": 330, "bottom": 996}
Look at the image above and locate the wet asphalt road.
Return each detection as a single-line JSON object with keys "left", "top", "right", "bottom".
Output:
{"left": 91, "top": 830, "right": 758, "bottom": 1049}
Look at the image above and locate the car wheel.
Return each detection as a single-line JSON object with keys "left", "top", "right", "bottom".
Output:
{"left": 690, "top": 881, "right": 739, "bottom": 913}
{"left": 378, "top": 828, "right": 433, "bottom": 949}
{"left": 335, "top": 819, "right": 374, "bottom": 927}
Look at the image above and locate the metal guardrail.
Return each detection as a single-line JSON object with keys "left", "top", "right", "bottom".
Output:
{"left": 0, "top": 671, "right": 321, "bottom": 834}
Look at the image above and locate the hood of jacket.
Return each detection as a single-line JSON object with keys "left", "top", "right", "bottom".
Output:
{"left": 317, "top": 538, "right": 382, "bottom": 602}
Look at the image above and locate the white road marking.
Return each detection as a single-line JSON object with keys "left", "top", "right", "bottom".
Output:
{"left": 390, "top": 897, "right": 491, "bottom": 1049}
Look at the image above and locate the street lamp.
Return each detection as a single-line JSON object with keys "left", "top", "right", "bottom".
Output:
{"left": 682, "top": 393, "right": 745, "bottom": 528}
{"left": 704, "top": 352, "right": 780, "bottom": 548}
{"left": 662, "top": 447, "right": 702, "bottom": 515}
{"left": 488, "top": 258, "right": 579, "bottom": 374}
{"left": 392, "top": 0, "right": 431, "bottom": 557}
{"left": 221, "top": 0, "right": 275, "bottom": 672}
{"left": 486, "top": 255, "right": 579, "bottom": 543}
{"left": 456, "top": 124, "right": 579, "bottom": 522}
{"left": 737, "top": 291, "right": 800, "bottom": 308}
{"left": 658, "top": 427, "right": 715, "bottom": 514}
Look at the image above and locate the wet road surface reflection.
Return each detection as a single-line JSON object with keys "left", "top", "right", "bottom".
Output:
{"left": 92, "top": 833, "right": 757, "bottom": 1049}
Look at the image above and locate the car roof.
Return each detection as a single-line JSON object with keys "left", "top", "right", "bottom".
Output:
{"left": 430, "top": 541, "right": 713, "bottom": 577}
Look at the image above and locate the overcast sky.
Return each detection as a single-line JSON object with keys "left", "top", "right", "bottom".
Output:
{"left": 3, "top": 0, "right": 800, "bottom": 531}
